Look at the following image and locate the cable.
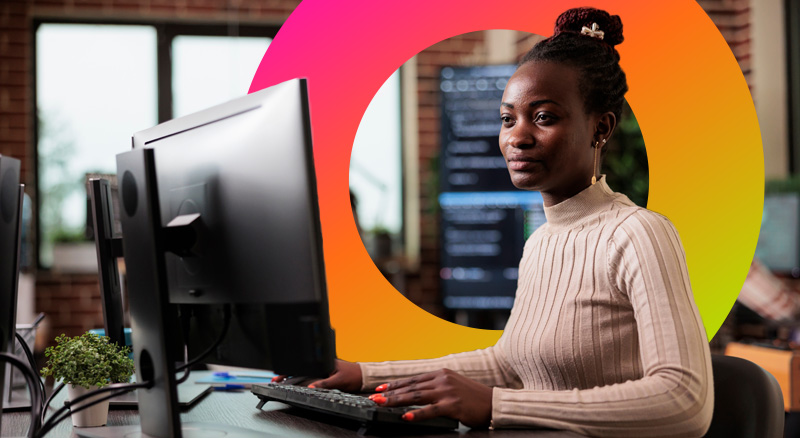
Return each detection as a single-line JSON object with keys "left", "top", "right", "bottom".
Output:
{"left": 0, "top": 352, "right": 43, "bottom": 438}
{"left": 39, "top": 382, "right": 64, "bottom": 425}
{"left": 35, "top": 381, "right": 150, "bottom": 438}
{"left": 36, "top": 383, "right": 148, "bottom": 438}
{"left": 175, "top": 343, "right": 191, "bottom": 384}
{"left": 15, "top": 331, "right": 46, "bottom": 405}
{"left": 175, "top": 304, "right": 231, "bottom": 373}
{"left": 175, "top": 304, "right": 193, "bottom": 384}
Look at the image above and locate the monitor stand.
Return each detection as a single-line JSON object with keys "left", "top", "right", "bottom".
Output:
{"left": 78, "top": 148, "right": 281, "bottom": 438}
{"left": 108, "top": 382, "right": 212, "bottom": 410}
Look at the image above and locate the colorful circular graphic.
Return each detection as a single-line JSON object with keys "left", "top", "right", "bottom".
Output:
{"left": 251, "top": 0, "right": 763, "bottom": 361}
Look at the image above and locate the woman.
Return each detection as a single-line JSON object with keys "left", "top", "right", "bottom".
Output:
{"left": 288, "top": 7, "right": 714, "bottom": 437}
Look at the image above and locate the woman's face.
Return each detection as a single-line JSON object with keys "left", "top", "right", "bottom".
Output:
{"left": 499, "top": 61, "right": 607, "bottom": 205}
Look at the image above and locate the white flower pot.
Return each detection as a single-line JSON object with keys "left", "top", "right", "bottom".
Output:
{"left": 67, "top": 384, "right": 109, "bottom": 427}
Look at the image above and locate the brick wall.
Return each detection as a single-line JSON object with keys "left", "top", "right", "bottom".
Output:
{"left": 697, "top": 0, "right": 752, "bottom": 88}
{"left": 35, "top": 273, "right": 105, "bottom": 336}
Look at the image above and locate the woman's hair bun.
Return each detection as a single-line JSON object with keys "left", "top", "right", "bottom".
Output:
{"left": 553, "top": 7, "right": 623, "bottom": 47}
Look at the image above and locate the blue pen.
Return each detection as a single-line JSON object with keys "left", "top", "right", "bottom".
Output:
{"left": 213, "top": 384, "right": 246, "bottom": 391}
{"left": 213, "top": 371, "right": 275, "bottom": 379}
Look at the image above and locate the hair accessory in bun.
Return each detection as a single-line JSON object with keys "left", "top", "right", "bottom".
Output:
{"left": 580, "top": 23, "right": 604, "bottom": 40}
{"left": 553, "top": 7, "right": 624, "bottom": 47}
{"left": 519, "top": 6, "right": 628, "bottom": 122}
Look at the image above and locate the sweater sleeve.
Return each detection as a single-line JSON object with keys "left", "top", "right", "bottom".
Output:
{"left": 359, "top": 345, "right": 523, "bottom": 392}
{"left": 490, "top": 211, "right": 713, "bottom": 437}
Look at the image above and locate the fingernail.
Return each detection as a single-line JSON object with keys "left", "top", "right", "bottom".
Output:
{"left": 368, "top": 394, "right": 378, "bottom": 400}
{"left": 271, "top": 376, "right": 281, "bottom": 382}
{"left": 375, "top": 384, "right": 388, "bottom": 392}
{"left": 308, "top": 384, "right": 316, "bottom": 388}
{"left": 402, "top": 412, "right": 414, "bottom": 421}
{"left": 373, "top": 395, "right": 387, "bottom": 405}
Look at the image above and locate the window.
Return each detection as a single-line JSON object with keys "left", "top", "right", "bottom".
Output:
{"left": 349, "top": 71, "right": 403, "bottom": 245}
{"left": 36, "top": 24, "right": 157, "bottom": 267}
{"left": 35, "top": 20, "right": 277, "bottom": 268}
{"left": 172, "top": 35, "right": 271, "bottom": 118}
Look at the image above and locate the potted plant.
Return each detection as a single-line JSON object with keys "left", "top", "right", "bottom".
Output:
{"left": 40, "top": 332, "right": 134, "bottom": 427}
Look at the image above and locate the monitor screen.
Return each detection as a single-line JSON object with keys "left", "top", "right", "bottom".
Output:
{"left": 439, "top": 65, "right": 546, "bottom": 309}
{"left": 755, "top": 193, "right": 800, "bottom": 275}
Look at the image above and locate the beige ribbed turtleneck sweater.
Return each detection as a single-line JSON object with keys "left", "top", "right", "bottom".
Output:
{"left": 359, "top": 177, "right": 713, "bottom": 437}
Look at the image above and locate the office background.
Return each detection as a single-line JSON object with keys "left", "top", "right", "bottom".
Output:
{"left": 0, "top": 0, "right": 795, "bottom": 346}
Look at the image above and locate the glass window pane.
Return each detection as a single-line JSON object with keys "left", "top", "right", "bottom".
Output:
{"left": 36, "top": 23, "right": 157, "bottom": 268}
{"left": 172, "top": 35, "right": 271, "bottom": 118}
{"left": 349, "top": 71, "right": 403, "bottom": 239}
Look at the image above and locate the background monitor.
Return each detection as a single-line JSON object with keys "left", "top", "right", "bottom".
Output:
{"left": 89, "top": 177, "right": 127, "bottom": 348}
{"left": 81, "top": 78, "right": 335, "bottom": 437}
{"left": 755, "top": 192, "right": 800, "bottom": 276}
{"left": 438, "top": 65, "right": 546, "bottom": 314}
{"left": 0, "top": 155, "right": 23, "bottom": 421}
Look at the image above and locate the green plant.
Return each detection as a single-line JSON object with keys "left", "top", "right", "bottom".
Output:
{"left": 368, "top": 225, "right": 390, "bottom": 235}
{"left": 765, "top": 174, "right": 800, "bottom": 194}
{"left": 51, "top": 228, "right": 88, "bottom": 244}
{"left": 603, "top": 100, "right": 649, "bottom": 207}
{"left": 40, "top": 333, "right": 134, "bottom": 389}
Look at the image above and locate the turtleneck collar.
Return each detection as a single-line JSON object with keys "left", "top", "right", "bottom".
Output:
{"left": 542, "top": 175, "right": 617, "bottom": 231}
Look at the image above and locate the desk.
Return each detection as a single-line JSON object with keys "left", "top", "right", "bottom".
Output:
{"left": 2, "top": 386, "right": 585, "bottom": 438}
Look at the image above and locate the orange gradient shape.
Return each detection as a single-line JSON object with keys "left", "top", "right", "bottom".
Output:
{"left": 251, "top": 0, "right": 763, "bottom": 361}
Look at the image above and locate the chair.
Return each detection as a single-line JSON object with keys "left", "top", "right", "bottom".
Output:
{"left": 704, "top": 354, "right": 785, "bottom": 438}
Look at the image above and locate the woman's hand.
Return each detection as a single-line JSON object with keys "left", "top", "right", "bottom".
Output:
{"left": 308, "top": 359, "right": 363, "bottom": 392}
{"left": 272, "top": 359, "right": 363, "bottom": 392}
{"left": 370, "top": 368, "right": 492, "bottom": 428}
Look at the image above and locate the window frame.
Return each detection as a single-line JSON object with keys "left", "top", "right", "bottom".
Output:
{"left": 788, "top": 0, "right": 800, "bottom": 173}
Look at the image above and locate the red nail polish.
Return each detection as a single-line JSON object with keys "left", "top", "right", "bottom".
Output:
{"left": 373, "top": 396, "right": 387, "bottom": 405}
{"left": 375, "top": 384, "right": 388, "bottom": 392}
{"left": 308, "top": 384, "right": 316, "bottom": 389}
{"left": 271, "top": 376, "right": 281, "bottom": 382}
{"left": 402, "top": 412, "right": 414, "bottom": 421}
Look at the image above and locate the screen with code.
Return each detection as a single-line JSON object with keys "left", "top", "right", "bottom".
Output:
{"left": 439, "top": 65, "right": 547, "bottom": 309}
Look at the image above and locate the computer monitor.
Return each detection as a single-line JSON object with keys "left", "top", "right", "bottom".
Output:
{"left": 0, "top": 155, "right": 24, "bottom": 423}
{"left": 77, "top": 78, "right": 335, "bottom": 438}
{"left": 439, "top": 65, "right": 547, "bottom": 318}
{"left": 755, "top": 193, "right": 800, "bottom": 276}
{"left": 88, "top": 177, "right": 126, "bottom": 348}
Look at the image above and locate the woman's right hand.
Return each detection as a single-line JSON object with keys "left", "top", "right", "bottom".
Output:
{"left": 271, "top": 359, "right": 363, "bottom": 392}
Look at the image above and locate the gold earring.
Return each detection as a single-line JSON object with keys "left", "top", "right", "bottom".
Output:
{"left": 591, "top": 139, "right": 607, "bottom": 185}
{"left": 592, "top": 141, "right": 600, "bottom": 185}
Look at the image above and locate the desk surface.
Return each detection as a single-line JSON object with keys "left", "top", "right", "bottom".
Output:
{"left": 2, "top": 382, "right": 584, "bottom": 438}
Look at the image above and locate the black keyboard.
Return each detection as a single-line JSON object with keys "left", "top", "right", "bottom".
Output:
{"left": 252, "top": 383, "right": 459, "bottom": 433}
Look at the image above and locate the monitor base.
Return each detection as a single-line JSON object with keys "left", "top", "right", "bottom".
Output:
{"left": 74, "top": 422, "right": 273, "bottom": 438}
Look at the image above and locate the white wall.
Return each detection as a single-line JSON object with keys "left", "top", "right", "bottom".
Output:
{"left": 752, "top": 0, "right": 790, "bottom": 178}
